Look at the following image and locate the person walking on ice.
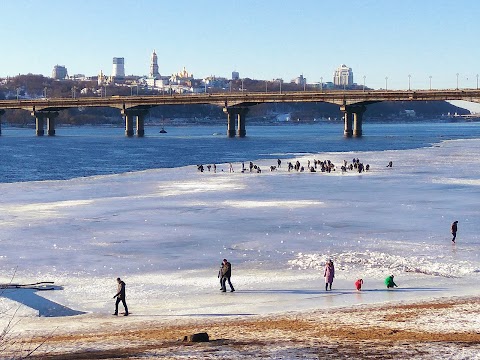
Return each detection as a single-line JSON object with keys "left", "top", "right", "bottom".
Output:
{"left": 324, "top": 260, "right": 335, "bottom": 291}
{"left": 220, "top": 259, "right": 235, "bottom": 292}
{"left": 385, "top": 275, "right": 398, "bottom": 289}
{"left": 113, "top": 277, "right": 129, "bottom": 316}
{"left": 451, "top": 220, "right": 458, "bottom": 243}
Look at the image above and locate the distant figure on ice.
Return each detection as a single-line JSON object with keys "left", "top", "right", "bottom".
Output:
{"left": 277, "top": 159, "right": 281, "bottom": 168}
{"left": 451, "top": 220, "right": 458, "bottom": 243}
{"left": 355, "top": 278, "right": 363, "bottom": 291}
{"left": 217, "top": 262, "right": 224, "bottom": 288}
{"left": 386, "top": 161, "right": 393, "bottom": 168}
{"left": 384, "top": 275, "right": 398, "bottom": 289}
{"left": 113, "top": 277, "right": 129, "bottom": 316}
{"left": 324, "top": 260, "right": 335, "bottom": 291}
{"left": 220, "top": 259, "right": 235, "bottom": 292}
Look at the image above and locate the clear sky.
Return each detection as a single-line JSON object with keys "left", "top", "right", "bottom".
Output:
{"left": 1, "top": 0, "right": 479, "bottom": 90}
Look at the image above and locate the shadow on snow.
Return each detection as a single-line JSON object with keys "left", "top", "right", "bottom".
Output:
{"left": 0, "top": 286, "right": 85, "bottom": 317}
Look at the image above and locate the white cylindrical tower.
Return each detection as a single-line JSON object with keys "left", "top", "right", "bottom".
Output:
{"left": 112, "top": 57, "right": 125, "bottom": 78}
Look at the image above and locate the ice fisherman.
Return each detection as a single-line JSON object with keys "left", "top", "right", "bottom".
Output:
{"left": 384, "top": 275, "right": 398, "bottom": 289}
{"left": 451, "top": 220, "right": 458, "bottom": 243}
{"left": 113, "top": 277, "right": 129, "bottom": 316}
{"left": 220, "top": 259, "right": 235, "bottom": 292}
{"left": 324, "top": 260, "right": 335, "bottom": 291}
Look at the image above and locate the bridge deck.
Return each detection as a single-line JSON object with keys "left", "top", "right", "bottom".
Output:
{"left": 0, "top": 89, "right": 479, "bottom": 112}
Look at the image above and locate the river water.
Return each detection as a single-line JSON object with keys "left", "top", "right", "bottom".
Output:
{"left": 1, "top": 121, "right": 479, "bottom": 183}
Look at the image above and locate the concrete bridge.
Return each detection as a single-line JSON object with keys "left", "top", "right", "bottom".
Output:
{"left": 0, "top": 89, "right": 479, "bottom": 137}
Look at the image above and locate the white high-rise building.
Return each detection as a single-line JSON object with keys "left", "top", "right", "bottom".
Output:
{"left": 112, "top": 57, "right": 125, "bottom": 78}
{"left": 150, "top": 50, "right": 160, "bottom": 78}
{"left": 333, "top": 64, "right": 353, "bottom": 87}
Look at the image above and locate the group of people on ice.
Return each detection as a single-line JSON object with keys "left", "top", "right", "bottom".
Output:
{"left": 197, "top": 157, "right": 379, "bottom": 175}
{"left": 112, "top": 220, "right": 460, "bottom": 316}
{"left": 323, "top": 259, "right": 397, "bottom": 292}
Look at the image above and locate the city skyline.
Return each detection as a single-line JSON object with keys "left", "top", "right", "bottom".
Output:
{"left": 1, "top": 0, "right": 479, "bottom": 91}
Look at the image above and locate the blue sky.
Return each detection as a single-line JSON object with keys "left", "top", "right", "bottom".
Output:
{"left": 1, "top": 0, "right": 479, "bottom": 90}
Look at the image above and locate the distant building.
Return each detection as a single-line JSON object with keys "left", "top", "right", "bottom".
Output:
{"left": 149, "top": 50, "right": 160, "bottom": 79}
{"left": 232, "top": 71, "right": 239, "bottom": 80}
{"left": 170, "top": 66, "right": 194, "bottom": 85}
{"left": 292, "top": 74, "right": 306, "bottom": 85}
{"left": 98, "top": 70, "right": 106, "bottom": 86}
{"left": 333, "top": 64, "right": 353, "bottom": 87}
{"left": 112, "top": 57, "right": 125, "bottom": 78}
{"left": 52, "top": 65, "right": 68, "bottom": 80}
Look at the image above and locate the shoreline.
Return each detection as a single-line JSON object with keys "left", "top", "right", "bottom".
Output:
{"left": 7, "top": 295, "right": 480, "bottom": 359}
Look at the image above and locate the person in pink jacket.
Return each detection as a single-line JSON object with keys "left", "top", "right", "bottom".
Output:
{"left": 324, "top": 260, "right": 335, "bottom": 291}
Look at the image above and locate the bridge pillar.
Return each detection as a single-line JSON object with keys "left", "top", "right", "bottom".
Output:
{"left": 122, "top": 112, "right": 134, "bottom": 137}
{"left": 122, "top": 109, "right": 149, "bottom": 137}
{"left": 224, "top": 108, "right": 236, "bottom": 137}
{"left": 341, "top": 105, "right": 366, "bottom": 137}
{"left": 224, "top": 107, "right": 249, "bottom": 137}
{"left": 237, "top": 108, "right": 249, "bottom": 138}
{"left": 136, "top": 110, "right": 148, "bottom": 137}
{"left": 352, "top": 105, "right": 366, "bottom": 137}
{"left": 0, "top": 109, "right": 4, "bottom": 136}
{"left": 341, "top": 109, "right": 353, "bottom": 137}
{"left": 47, "top": 112, "right": 59, "bottom": 136}
{"left": 31, "top": 111, "right": 46, "bottom": 136}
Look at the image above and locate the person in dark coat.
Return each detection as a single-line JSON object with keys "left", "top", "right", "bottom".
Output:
{"left": 113, "top": 277, "right": 129, "bottom": 316}
{"left": 220, "top": 259, "right": 235, "bottom": 292}
{"left": 324, "top": 260, "right": 335, "bottom": 291}
{"left": 451, "top": 221, "right": 458, "bottom": 243}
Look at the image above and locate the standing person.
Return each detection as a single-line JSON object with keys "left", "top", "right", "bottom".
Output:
{"left": 324, "top": 260, "right": 335, "bottom": 291}
{"left": 113, "top": 277, "right": 129, "bottom": 316}
{"left": 220, "top": 259, "right": 235, "bottom": 292}
{"left": 217, "top": 262, "right": 224, "bottom": 289}
{"left": 385, "top": 275, "right": 398, "bottom": 289}
{"left": 451, "top": 221, "right": 458, "bottom": 243}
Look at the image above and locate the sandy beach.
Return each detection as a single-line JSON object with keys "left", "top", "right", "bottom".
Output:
{"left": 1, "top": 296, "right": 478, "bottom": 359}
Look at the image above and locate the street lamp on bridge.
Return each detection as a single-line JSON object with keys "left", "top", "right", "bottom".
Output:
{"left": 408, "top": 74, "right": 411, "bottom": 91}
{"left": 320, "top": 77, "right": 323, "bottom": 91}
{"left": 385, "top": 76, "right": 388, "bottom": 91}
{"left": 477, "top": 74, "right": 479, "bottom": 90}
{"left": 456, "top": 73, "right": 459, "bottom": 90}
{"left": 429, "top": 76, "right": 432, "bottom": 90}
{"left": 265, "top": 80, "right": 268, "bottom": 93}
{"left": 241, "top": 79, "right": 244, "bottom": 92}
{"left": 363, "top": 75, "right": 366, "bottom": 92}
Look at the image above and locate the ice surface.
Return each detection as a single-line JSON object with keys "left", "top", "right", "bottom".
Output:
{"left": 0, "top": 138, "right": 479, "bottom": 326}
